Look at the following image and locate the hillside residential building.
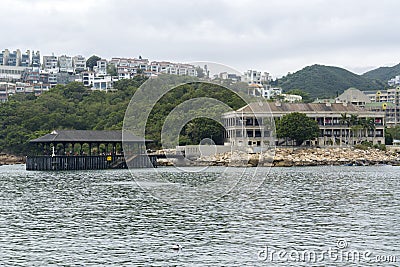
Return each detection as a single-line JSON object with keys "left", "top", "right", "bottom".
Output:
{"left": 80, "top": 71, "right": 115, "bottom": 91}
{"left": 365, "top": 102, "right": 400, "bottom": 127}
{"left": 72, "top": 55, "right": 86, "bottom": 72}
{"left": 243, "top": 70, "right": 269, "bottom": 85}
{"left": 363, "top": 87, "right": 400, "bottom": 126}
{"left": 247, "top": 84, "right": 300, "bottom": 102}
{"left": 222, "top": 102, "right": 385, "bottom": 148}
{"left": 280, "top": 93, "right": 303, "bottom": 103}
{"left": 388, "top": 76, "right": 400, "bottom": 87}
{"left": 58, "top": 55, "right": 74, "bottom": 73}
{"left": 81, "top": 71, "right": 96, "bottom": 87}
{"left": 334, "top": 87, "right": 400, "bottom": 127}
{"left": 0, "top": 50, "right": 8, "bottom": 65}
{"left": 363, "top": 87, "right": 400, "bottom": 104}
{"left": 92, "top": 75, "right": 114, "bottom": 91}
{"left": 0, "top": 82, "right": 16, "bottom": 102}
{"left": 31, "top": 51, "right": 41, "bottom": 68}
{"left": 42, "top": 54, "right": 58, "bottom": 72}
{"left": 0, "top": 66, "right": 29, "bottom": 81}
{"left": 336, "top": 88, "right": 371, "bottom": 107}
{"left": 151, "top": 61, "right": 198, "bottom": 77}
{"left": 217, "top": 72, "right": 241, "bottom": 82}
{"left": 94, "top": 59, "right": 107, "bottom": 76}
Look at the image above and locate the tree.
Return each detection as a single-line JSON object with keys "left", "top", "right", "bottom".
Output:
{"left": 276, "top": 112, "right": 320, "bottom": 146}
{"left": 348, "top": 114, "right": 359, "bottom": 144}
{"left": 86, "top": 55, "right": 101, "bottom": 70}
{"left": 339, "top": 113, "right": 349, "bottom": 145}
{"left": 107, "top": 64, "right": 117, "bottom": 76}
{"left": 361, "top": 117, "right": 375, "bottom": 141}
{"left": 196, "top": 67, "right": 205, "bottom": 78}
{"left": 182, "top": 118, "right": 224, "bottom": 145}
{"left": 386, "top": 125, "right": 400, "bottom": 145}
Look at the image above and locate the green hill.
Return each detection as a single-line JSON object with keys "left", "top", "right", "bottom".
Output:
{"left": 276, "top": 64, "right": 385, "bottom": 99}
{"left": 0, "top": 76, "right": 245, "bottom": 155}
{"left": 362, "top": 63, "right": 400, "bottom": 82}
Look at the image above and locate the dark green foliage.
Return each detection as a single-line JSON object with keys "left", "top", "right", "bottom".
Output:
{"left": 362, "top": 63, "right": 400, "bottom": 82}
{"left": 0, "top": 76, "right": 246, "bottom": 155}
{"left": 355, "top": 141, "right": 386, "bottom": 151}
{"left": 276, "top": 112, "right": 320, "bottom": 146}
{"left": 179, "top": 118, "right": 225, "bottom": 146}
{"left": 277, "top": 64, "right": 385, "bottom": 99}
{"left": 107, "top": 64, "right": 117, "bottom": 76}
{"left": 385, "top": 126, "right": 400, "bottom": 145}
{"left": 145, "top": 82, "right": 246, "bottom": 148}
{"left": 0, "top": 77, "right": 147, "bottom": 155}
{"left": 86, "top": 55, "right": 101, "bottom": 70}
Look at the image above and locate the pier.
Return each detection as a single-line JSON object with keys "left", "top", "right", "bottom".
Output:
{"left": 26, "top": 130, "right": 157, "bottom": 171}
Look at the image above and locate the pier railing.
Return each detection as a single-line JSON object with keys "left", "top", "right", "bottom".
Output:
{"left": 26, "top": 154, "right": 157, "bottom": 171}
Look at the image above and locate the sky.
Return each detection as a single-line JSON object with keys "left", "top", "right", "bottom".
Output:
{"left": 2, "top": 0, "right": 400, "bottom": 78}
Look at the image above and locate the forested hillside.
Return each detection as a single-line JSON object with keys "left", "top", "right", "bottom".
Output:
{"left": 362, "top": 63, "right": 400, "bottom": 82}
{"left": 276, "top": 64, "right": 385, "bottom": 99}
{"left": 0, "top": 76, "right": 245, "bottom": 155}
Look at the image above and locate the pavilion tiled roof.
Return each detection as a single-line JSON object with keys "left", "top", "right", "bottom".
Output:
{"left": 236, "top": 102, "right": 363, "bottom": 113}
{"left": 30, "top": 130, "right": 151, "bottom": 143}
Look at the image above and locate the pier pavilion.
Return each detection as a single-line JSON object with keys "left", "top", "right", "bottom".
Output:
{"left": 26, "top": 130, "right": 157, "bottom": 170}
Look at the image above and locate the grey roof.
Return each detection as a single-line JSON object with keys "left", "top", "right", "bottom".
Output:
{"left": 237, "top": 102, "right": 363, "bottom": 113}
{"left": 30, "top": 130, "right": 152, "bottom": 143}
{"left": 336, "top": 88, "right": 371, "bottom": 103}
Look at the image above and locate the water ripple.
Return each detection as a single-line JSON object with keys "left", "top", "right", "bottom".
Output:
{"left": 0, "top": 164, "right": 398, "bottom": 266}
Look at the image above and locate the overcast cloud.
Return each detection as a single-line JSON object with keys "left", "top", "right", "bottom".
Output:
{"left": 1, "top": 0, "right": 400, "bottom": 77}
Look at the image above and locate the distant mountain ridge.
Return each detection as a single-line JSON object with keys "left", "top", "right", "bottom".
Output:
{"left": 276, "top": 64, "right": 386, "bottom": 99}
{"left": 362, "top": 63, "right": 400, "bottom": 82}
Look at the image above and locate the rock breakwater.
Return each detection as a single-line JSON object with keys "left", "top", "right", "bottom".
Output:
{"left": 0, "top": 153, "right": 25, "bottom": 165}
{"left": 158, "top": 147, "right": 400, "bottom": 167}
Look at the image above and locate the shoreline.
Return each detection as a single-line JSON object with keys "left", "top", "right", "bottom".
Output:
{"left": 2, "top": 147, "right": 399, "bottom": 168}
{"left": 0, "top": 153, "right": 25, "bottom": 166}
{"left": 158, "top": 147, "right": 400, "bottom": 167}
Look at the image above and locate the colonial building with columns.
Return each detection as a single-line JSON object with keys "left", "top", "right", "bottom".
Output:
{"left": 222, "top": 102, "right": 386, "bottom": 147}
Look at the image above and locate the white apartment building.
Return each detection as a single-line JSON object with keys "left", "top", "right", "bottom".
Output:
{"left": 388, "top": 76, "right": 400, "bottom": 87}
{"left": 81, "top": 71, "right": 115, "bottom": 91}
{"left": 0, "top": 82, "right": 37, "bottom": 101}
{"left": 92, "top": 76, "right": 114, "bottom": 91}
{"left": 42, "top": 55, "right": 59, "bottom": 72}
{"left": 73, "top": 55, "right": 86, "bottom": 72}
{"left": 0, "top": 49, "right": 30, "bottom": 67}
{"left": 81, "top": 71, "right": 96, "bottom": 87}
{"left": 281, "top": 93, "right": 303, "bottom": 103}
{"left": 94, "top": 59, "right": 107, "bottom": 75}
{"left": 0, "top": 82, "right": 16, "bottom": 102}
{"left": 243, "top": 70, "right": 270, "bottom": 85}
{"left": 0, "top": 66, "right": 29, "bottom": 81}
{"left": 153, "top": 61, "right": 197, "bottom": 77}
{"left": 58, "top": 55, "right": 74, "bottom": 73}
{"left": 217, "top": 72, "right": 241, "bottom": 82}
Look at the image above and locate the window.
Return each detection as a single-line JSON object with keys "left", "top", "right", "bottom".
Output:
{"left": 246, "top": 118, "right": 254, "bottom": 126}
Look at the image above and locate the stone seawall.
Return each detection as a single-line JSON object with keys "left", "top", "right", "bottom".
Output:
{"left": 0, "top": 153, "right": 25, "bottom": 166}
{"left": 269, "top": 147, "right": 400, "bottom": 167}
{"left": 158, "top": 147, "right": 400, "bottom": 167}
